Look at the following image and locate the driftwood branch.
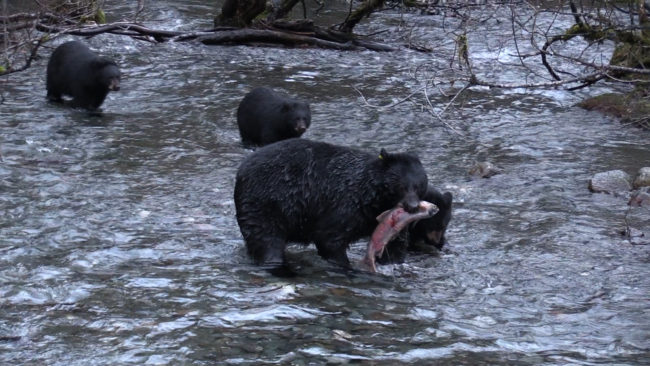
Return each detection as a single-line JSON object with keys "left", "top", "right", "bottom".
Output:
{"left": 2, "top": 13, "right": 400, "bottom": 54}
{"left": 467, "top": 70, "right": 610, "bottom": 89}
{"left": 199, "top": 28, "right": 358, "bottom": 50}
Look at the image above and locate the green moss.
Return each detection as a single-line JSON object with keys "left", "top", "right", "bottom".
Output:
{"left": 556, "top": 23, "right": 588, "bottom": 42}
{"left": 611, "top": 42, "right": 650, "bottom": 70}
{"left": 0, "top": 65, "right": 5, "bottom": 74}
{"left": 457, "top": 33, "right": 469, "bottom": 67}
{"left": 253, "top": 10, "right": 270, "bottom": 22}
{"left": 611, "top": 43, "right": 631, "bottom": 66}
{"left": 559, "top": 23, "right": 616, "bottom": 43}
{"left": 95, "top": 9, "right": 106, "bottom": 24}
{"left": 566, "top": 23, "right": 588, "bottom": 36}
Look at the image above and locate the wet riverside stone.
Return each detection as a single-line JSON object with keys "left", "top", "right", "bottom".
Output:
{"left": 469, "top": 161, "right": 502, "bottom": 178}
{"left": 588, "top": 170, "right": 632, "bottom": 194}
{"left": 625, "top": 227, "right": 648, "bottom": 245}
{"left": 629, "top": 187, "right": 650, "bottom": 207}
{"left": 578, "top": 90, "right": 650, "bottom": 129}
{"left": 633, "top": 167, "right": 650, "bottom": 189}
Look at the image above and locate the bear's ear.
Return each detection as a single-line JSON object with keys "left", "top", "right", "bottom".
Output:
{"left": 92, "top": 57, "right": 116, "bottom": 69}
{"left": 280, "top": 102, "right": 291, "bottom": 113}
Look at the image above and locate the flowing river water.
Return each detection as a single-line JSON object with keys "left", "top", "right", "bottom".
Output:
{"left": 1, "top": 1, "right": 649, "bottom": 365}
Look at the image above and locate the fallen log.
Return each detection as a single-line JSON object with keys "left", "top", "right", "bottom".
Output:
{"left": 2, "top": 14, "right": 418, "bottom": 76}
{"left": 198, "top": 28, "right": 359, "bottom": 50}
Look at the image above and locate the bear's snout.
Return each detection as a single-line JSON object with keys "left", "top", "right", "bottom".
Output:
{"left": 294, "top": 122, "right": 307, "bottom": 135}
{"left": 109, "top": 78, "right": 120, "bottom": 91}
{"left": 400, "top": 192, "right": 421, "bottom": 213}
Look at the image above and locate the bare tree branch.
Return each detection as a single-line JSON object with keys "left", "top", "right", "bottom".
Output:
{"left": 423, "top": 81, "right": 469, "bottom": 138}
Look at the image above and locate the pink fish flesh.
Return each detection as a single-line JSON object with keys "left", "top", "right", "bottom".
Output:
{"left": 361, "top": 201, "right": 437, "bottom": 272}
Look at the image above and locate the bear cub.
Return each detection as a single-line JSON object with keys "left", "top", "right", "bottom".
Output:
{"left": 46, "top": 41, "right": 121, "bottom": 111}
{"left": 237, "top": 87, "right": 311, "bottom": 146}
{"left": 377, "top": 185, "right": 453, "bottom": 265}
{"left": 234, "top": 138, "right": 428, "bottom": 275}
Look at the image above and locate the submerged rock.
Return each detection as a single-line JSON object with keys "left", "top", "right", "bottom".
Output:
{"left": 633, "top": 167, "right": 650, "bottom": 189}
{"left": 623, "top": 227, "right": 649, "bottom": 246}
{"left": 629, "top": 187, "right": 650, "bottom": 207}
{"left": 588, "top": 170, "right": 632, "bottom": 194}
{"left": 469, "top": 161, "right": 502, "bottom": 178}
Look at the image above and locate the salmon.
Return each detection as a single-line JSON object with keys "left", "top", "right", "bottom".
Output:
{"left": 361, "top": 201, "right": 437, "bottom": 272}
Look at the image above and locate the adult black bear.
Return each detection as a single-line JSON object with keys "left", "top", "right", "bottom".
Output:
{"left": 46, "top": 41, "right": 121, "bottom": 111}
{"left": 236, "top": 87, "right": 311, "bottom": 146}
{"left": 234, "top": 138, "right": 428, "bottom": 275}
{"left": 376, "top": 186, "right": 453, "bottom": 265}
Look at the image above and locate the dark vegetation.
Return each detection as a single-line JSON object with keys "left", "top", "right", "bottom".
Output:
{"left": 0, "top": 0, "right": 648, "bottom": 127}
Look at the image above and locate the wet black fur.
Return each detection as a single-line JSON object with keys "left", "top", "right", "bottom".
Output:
{"left": 236, "top": 87, "right": 311, "bottom": 146}
{"left": 46, "top": 41, "right": 120, "bottom": 111}
{"left": 234, "top": 138, "right": 428, "bottom": 274}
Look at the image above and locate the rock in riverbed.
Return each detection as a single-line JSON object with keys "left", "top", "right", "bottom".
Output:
{"left": 633, "top": 167, "right": 650, "bottom": 189}
{"left": 469, "top": 161, "right": 502, "bottom": 178}
{"left": 588, "top": 170, "right": 632, "bottom": 194}
{"left": 629, "top": 187, "right": 650, "bottom": 207}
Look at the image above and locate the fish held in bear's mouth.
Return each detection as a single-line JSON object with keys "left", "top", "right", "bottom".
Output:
{"left": 361, "top": 201, "right": 438, "bottom": 272}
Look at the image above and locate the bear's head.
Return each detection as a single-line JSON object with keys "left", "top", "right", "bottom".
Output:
{"left": 411, "top": 187, "right": 453, "bottom": 250}
{"left": 378, "top": 148, "right": 428, "bottom": 213}
{"left": 93, "top": 57, "right": 121, "bottom": 92}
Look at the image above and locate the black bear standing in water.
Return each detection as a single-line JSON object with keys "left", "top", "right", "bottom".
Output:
{"left": 377, "top": 185, "right": 453, "bottom": 265}
{"left": 234, "top": 138, "right": 429, "bottom": 275}
{"left": 236, "top": 87, "right": 311, "bottom": 146}
{"left": 46, "top": 41, "right": 121, "bottom": 111}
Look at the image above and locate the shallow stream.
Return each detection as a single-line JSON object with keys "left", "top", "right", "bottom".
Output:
{"left": 1, "top": 1, "right": 649, "bottom": 365}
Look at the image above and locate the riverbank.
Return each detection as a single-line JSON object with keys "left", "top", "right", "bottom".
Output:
{"left": 579, "top": 87, "right": 650, "bottom": 129}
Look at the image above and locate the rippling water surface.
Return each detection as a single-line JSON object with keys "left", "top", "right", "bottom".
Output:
{"left": 1, "top": 1, "right": 649, "bottom": 365}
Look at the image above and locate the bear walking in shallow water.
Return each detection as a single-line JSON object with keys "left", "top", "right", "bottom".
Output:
{"left": 234, "top": 138, "right": 428, "bottom": 275}
{"left": 46, "top": 41, "right": 121, "bottom": 111}
{"left": 236, "top": 87, "right": 311, "bottom": 146}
